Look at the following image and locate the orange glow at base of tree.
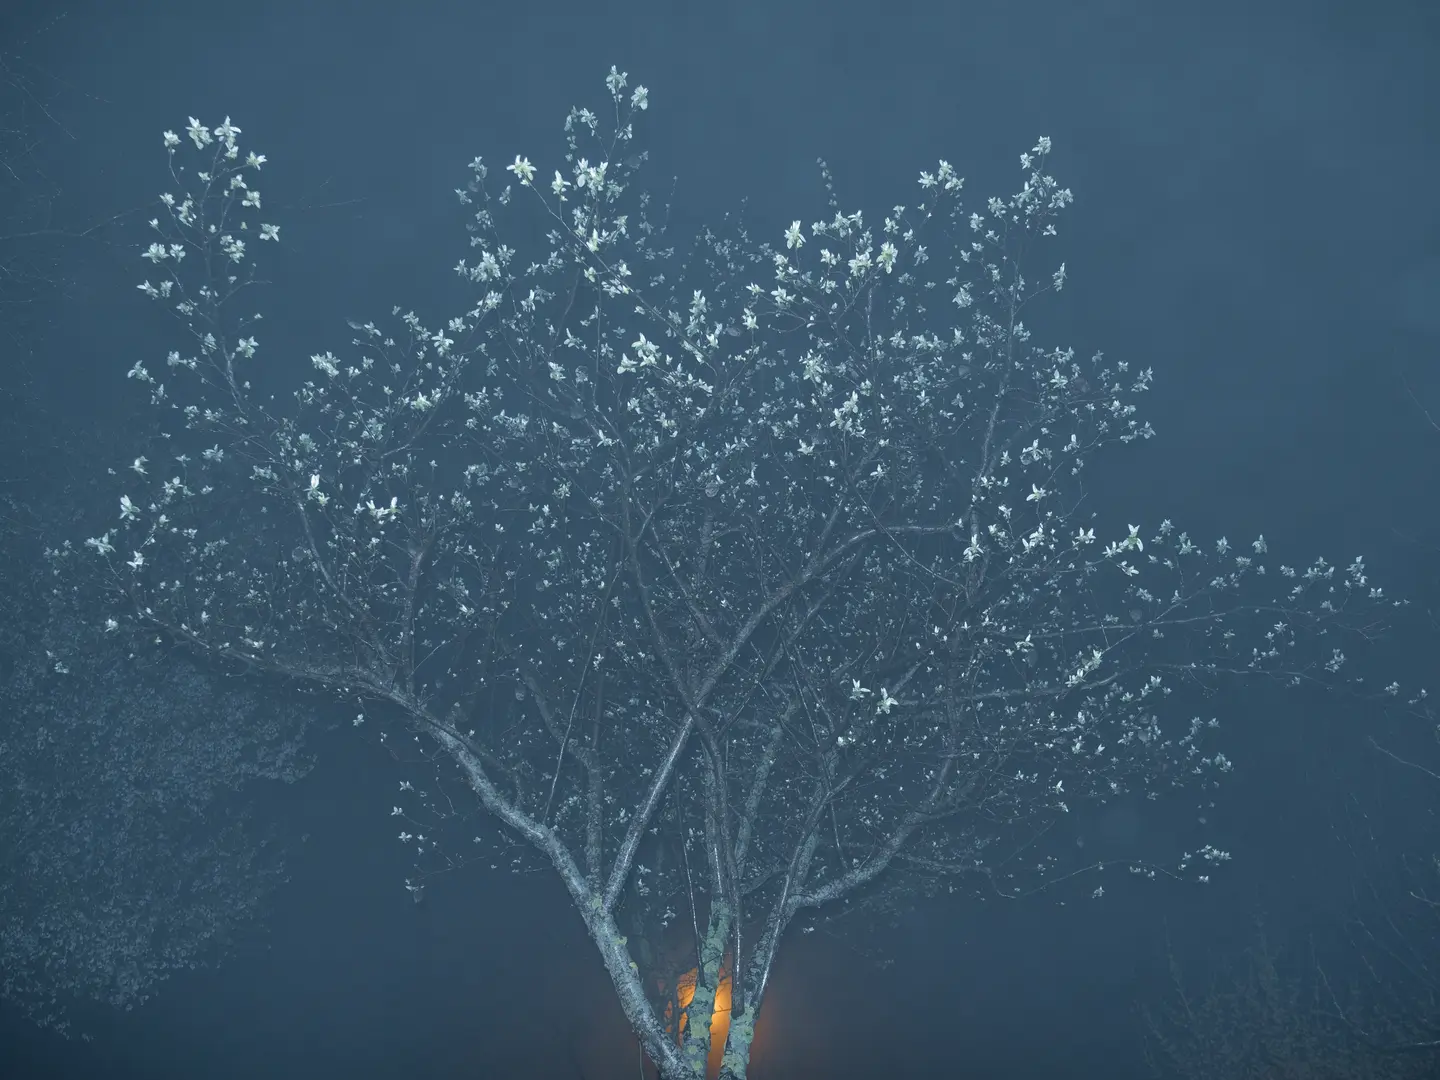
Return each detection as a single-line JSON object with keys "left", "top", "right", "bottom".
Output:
{"left": 664, "top": 962, "right": 732, "bottom": 1080}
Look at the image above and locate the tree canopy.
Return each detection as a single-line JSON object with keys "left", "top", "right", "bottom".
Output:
{"left": 49, "top": 70, "right": 1421, "bottom": 1077}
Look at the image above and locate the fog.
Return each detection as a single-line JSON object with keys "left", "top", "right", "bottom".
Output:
{"left": 2, "top": 1, "right": 1436, "bottom": 1077}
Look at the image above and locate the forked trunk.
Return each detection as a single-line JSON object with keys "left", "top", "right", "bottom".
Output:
{"left": 650, "top": 1005, "right": 757, "bottom": 1080}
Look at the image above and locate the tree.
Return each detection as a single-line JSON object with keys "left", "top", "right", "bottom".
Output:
{"left": 1319, "top": 781, "right": 1440, "bottom": 1068}
{"left": 1140, "top": 733, "right": 1440, "bottom": 1080}
{"left": 0, "top": 444, "right": 316, "bottom": 1039}
{"left": 1140, "top": 923, "right": 1431, "bottom": 1080}
{"left": 1314, "top": 387, "right": 1440, "bottom": 1063}
{"left": 51, "top": 70, "right": 1417, "bottom": 1077}
{"left": 0, "top": 17, "right": 318, "bottom": 1041}
{"left": 1306, "top": 371, "right": 1440, "bottom": 1064}
{"left": 0, "top": 13, "right": 148, "bottom": 363}
{"left": 0, "top": 12, "right": 78, "bottom": 353}
{"left": 0, "top": 13, "right": 123, "bottom": 488}
{"left": 1143, "top": 412, "right": 1438, "bottom": 1080}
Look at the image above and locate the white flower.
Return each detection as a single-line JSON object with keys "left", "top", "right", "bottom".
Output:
{"left": 1026, "top": 484, "right": 1048, "bottom": 503}
{"left": 367, "top": 496, "right": 401, "bottom": 520}
{"left": 104, "top": 617, "right": 119, "bottom": 633}
{"left": 127, "top": 551, "right": 145, "bottom": 570}
{"left": 876, "top": 688, "right": 899, "bottom": 715}
{"left": 162, "top": 130, "right": 181, "bottom": 148}
{"left": 507, "top": 155, "right": 536, "bottom": 185}
{"left": 131, "top": 456, "right": 148, "bottom": 476}
{"left": 259, "top": 223, "right": 280, "bottom": 241}
{"left": 186, "top": 117, "right": 212, "bottom": 150}
{"left": 784, "top": 220, "right": 805, "bottom": 249}
{"left": 849, "top": 678, "right": 871, "bottom": 700}
{"left": 246, "top": 151, "right": 267, "bottom": 169}
{"left": 119, "top": 495, "right": 139, "bottom": 521}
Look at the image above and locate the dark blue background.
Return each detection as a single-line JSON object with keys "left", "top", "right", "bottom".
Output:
{"left": 3, "top": 1, "right": 1437, "bottom": 1077}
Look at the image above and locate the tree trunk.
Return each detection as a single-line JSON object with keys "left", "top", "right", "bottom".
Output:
{"left": 649, "top": 1007, "right": 756, "bottom": 1080}
{"left": 717, "top": 1007, "right": 757, "bottom": 1079}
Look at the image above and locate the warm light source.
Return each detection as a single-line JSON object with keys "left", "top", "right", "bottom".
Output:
{"left": 668, "top": 961, "right": 732, "bottom": 1080}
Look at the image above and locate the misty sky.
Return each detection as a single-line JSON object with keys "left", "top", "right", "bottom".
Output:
{"left": 2, "top": 1, "right": 1437, "bottom": 1077}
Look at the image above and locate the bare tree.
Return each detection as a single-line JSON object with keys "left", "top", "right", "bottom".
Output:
{"left": 0, "top": 13, "right": 79, "bottom": 348}
{"left": 0, "top": 13, "right": 146, "bottom": 361}
{"left": 1318, "top": 787, "right": 1440, "bottom": 1066}
{"left": 1315, "top": 380, "right": 1440, "bottom": 1062}
{"left": 49, "top": 71, "right": 1420, "bottom": 1078}
{"left": 1307, "top": 368, "right": 1440, "bottom": 1061}
{"left": 1143, "top": 404, "right": 1439, "bottom": 1080}
{"left": 1141, "top": 751, "right": 1440, "bottom": 1080}
{"left": 1140, "top": 923, "right": 1431, "bottom": 1080}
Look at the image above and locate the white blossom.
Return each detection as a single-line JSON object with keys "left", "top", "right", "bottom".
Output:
{"left": 185, "top": 117, "right": 212, "bottom": 149}
{"left": 507, "top": 155, "right": 536, "bottom": 185}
